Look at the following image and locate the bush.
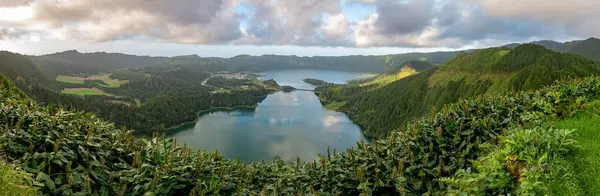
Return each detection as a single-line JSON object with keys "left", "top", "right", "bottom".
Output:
{"left": 441, "top": 127, "right": 578, "bottom": 195}
{"left": 0, "top": 162, "right": 40, "bottom": 195}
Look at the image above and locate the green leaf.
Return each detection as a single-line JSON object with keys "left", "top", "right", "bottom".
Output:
{"left": 36, "top": 172, "right": 55, "bottom": 190}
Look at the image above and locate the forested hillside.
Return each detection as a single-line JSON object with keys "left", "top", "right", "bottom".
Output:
{"left": 504, "top": 37, "right": 600, "bottom": 61}
{"left": 2, "top": 66, "right": 599, "bottom": 195}
{"left": 33, "top": 50, "right": 169, "bottom": 78}
{"left": 0, "top": 50, "right": 273, "bottom": 134}
{"left": 223, "top": 51, "right": 456, "bottom": 73}
{"left": 569, "top": 37, "right": 600, "bottom": 60}
{"left": 317, "top": 44, "right": 600, "bottom": 138}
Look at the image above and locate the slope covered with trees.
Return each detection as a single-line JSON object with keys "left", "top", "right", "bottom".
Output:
{"left": 503, "top": 37, "right": 600, "bottom": 61}
{"left": 0, "top": 51, "right": 273, "bottom": 135}
{"left": 569, "top": 37, "right": 600, "bottom": 60}
{"left": 2, "top": 66, "right": 600, "bottom": 195}
{"left": 317, "top": 44, "right": 600, "bottom": 138}
{"left": 223, "top": 51, "right": 456, "bottom": 73}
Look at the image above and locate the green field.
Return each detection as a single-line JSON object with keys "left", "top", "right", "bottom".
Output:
{"left": 56, "top": 75, "right": 85, "bottom": 84}
{"left": 549, "top": 101, "right": 600, "bottom": 195}
{"left": 323, "top": 101, "right": 346, "bottom": 111}
{"left": 56, "top": 74, "right": 128, "bottom": 88}
{"left": 61, "top": 88, "right": 108, "bottom": 96}
{"left": 100, "top": 78, "right": 129, "bottom": 88}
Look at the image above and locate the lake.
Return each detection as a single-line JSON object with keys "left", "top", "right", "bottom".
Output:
{"left": 169, "top": 69, "right": 368, "bottom": 161}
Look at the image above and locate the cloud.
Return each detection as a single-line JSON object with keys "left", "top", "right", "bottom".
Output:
{"left": 472, "top": 0, "right": 600, "bottom": 38}
{"left": 0, "top": 0, "right": 598, "bottom": 48}
{"left": 0, "top": 0, "right": 33, "bottom": 7}
{"left": 355, "top": 0, "right": 464, "bottom": 47}
{"left": 353, "top": 0, "right": 592, "bottom": 47}
{"left": 1, "top": 0, "right": 242, "bottom": 44}
{"left": 239, "top": 0, "right": 353, "bottom": 46}
{"left": 0, "top": 27, "right": 31, "bottom": 40}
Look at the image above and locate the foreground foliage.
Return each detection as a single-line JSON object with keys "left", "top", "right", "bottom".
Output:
{"left": 441, "top": 127, "right": 578, "bottom": 195}
{"left": 0, "top": 162, "right": 39, "bottom": 196}
{"left": 548, "top": 100, "right": 600, "bottom": 195}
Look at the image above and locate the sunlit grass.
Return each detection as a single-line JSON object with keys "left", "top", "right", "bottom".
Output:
{"left": 61, "top": 88, "right": 109, "bottom": 96}
{"left": 549, "top": 100, "right": 600, "bottom": 195}
{"left": 56, "top": 75, "right": 85, "bottom": 84}
{"left": 56, "top": 74, "right": 129, "bottom": 88}
{"left": 361, "top": 66, "right": 417, "bottom": 87}
{"left": 323, "top": 101, "right": 346, "bottom": 111}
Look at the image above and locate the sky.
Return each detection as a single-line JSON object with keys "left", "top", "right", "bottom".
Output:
{"left": 0, "top": 0, "right": 598, "bottom": 57}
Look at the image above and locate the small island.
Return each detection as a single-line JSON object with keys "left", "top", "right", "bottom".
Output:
{"left": 303, "top": 78, "right": 331, "bottom": 86}
{"left": 281, "top": 85, "right": 297, "bottom": 92}
{"left": 263, "top": 79, "right": 281, "bottom": 90}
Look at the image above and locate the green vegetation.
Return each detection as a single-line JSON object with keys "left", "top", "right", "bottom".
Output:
{"left": 281, "top": 85, "right": 296, "bottom": 92}
{"left": 548, "top": 100, "right": 600, "bottom": 195}
{"left": 99, "top": 78, "right": 129, "bottom": 88}
{"left": 61, "top": 88, "right": 107, "bottom": 96}
{"left": 504, "top": 37, "right": 600, "bottom": 60}
{"left": 56, "top": 74, "right": 129, "bottom": 88}
{"left": 323, "top": 101, "right": 346, "bottom": 111}
{"left": 3, "top": 64, "right": 600, "bottom": 195}
{"left": 565, "top": 37, "right": 600, "bottom": 59}
{"left": 442, "top": 127, "right": 578, "bottom": 195}
{"left": 0, "top": 162, "right": 39, "bottom": 196}
{"left": 3, "top": 37, "right": 600, "bottom": 195}
{"left": 263, "top": 79, "right": 280, "bottom": 90}
{"left": 361, "top": 64, "right": 418, "bottom": 87}
{"left": 317, "top": 44, "right": 600, "bottom": 138}
{"left": 227, "top": 51, "right": 459, "bottom": 73}
{"left": 1, "top": 51, "right": 274, "bottom": 135}
{"left": 303, "top": 78, "right": 331, "bottom": 86}
{"left": 55, "top": 75, "right": 85, "bottom": 84}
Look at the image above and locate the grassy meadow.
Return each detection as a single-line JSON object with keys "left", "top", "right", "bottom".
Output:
{"left": 55, "top": 73, "right": 129, "bottom": 88}
{"left": 61, "top": 87, "right": 108, "bottom": 96}
{"left": 549, "top": 101, "right": 600, "bottom": 195}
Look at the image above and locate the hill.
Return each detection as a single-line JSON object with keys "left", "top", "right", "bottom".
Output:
{"left": 33, "top": 50, "right": 169, "bottom": 78}
{"left": 316, "top": 44, "right": 600, "bottom": 138}
{"left": 503, "top": 37, "right": 600, "bottom": 61}
{"left": 503, "top": 40, "right": 573, "bottom": 52}
{"left": 0, "top": 51, "right": 56, "bottom": 90}
{"left": 223, "top": 51, "right": 458, "bottom": 73}
{"left": 569, "top": 37, "right": 600, "bottom": 60}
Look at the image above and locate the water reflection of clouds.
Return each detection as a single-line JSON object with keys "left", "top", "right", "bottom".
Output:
{"left": 173, "top": 70, "right": 367, "bottom": 162}
{"left": 322, "top": 114, "right": 343, "bottom": 128}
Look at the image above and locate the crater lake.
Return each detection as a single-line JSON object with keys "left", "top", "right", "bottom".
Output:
{"left": 169, "top": 69, "right": 368, "bottom": 161}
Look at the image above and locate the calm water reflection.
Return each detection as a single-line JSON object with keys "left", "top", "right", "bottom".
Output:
{"left": 170, "top": 70, "right": 367, "bottom": 161}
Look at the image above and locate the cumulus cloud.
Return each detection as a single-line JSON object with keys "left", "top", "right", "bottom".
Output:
{"left": 0, "top": 0, "right": 598, "bottom": 48}
{"left": 1, "top": 0, "right": 242, "bottom": 44}
{"left": 239, "top": 0, "right": 353, "bottom": 46}
{"left": 353, "top": 0, "right": 593, "bottom": 47}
